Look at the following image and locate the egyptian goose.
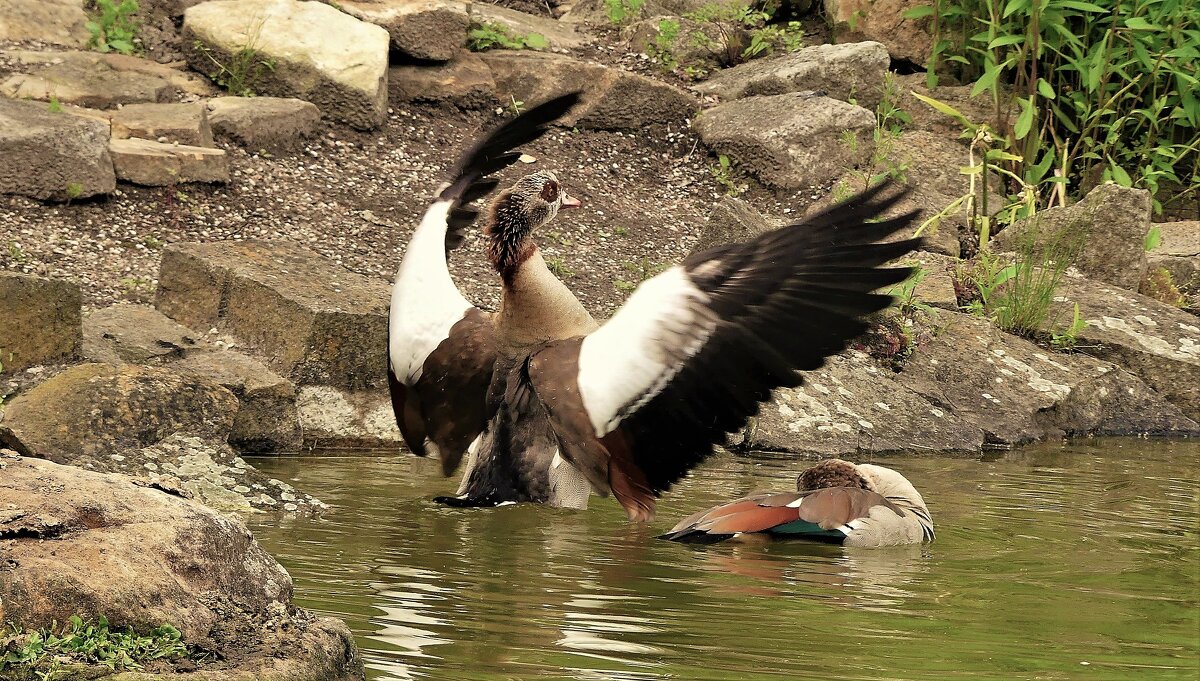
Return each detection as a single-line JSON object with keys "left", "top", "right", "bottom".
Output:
{"left": 388, "top": 92, "right": 922, "bottom": 521}
{"left": 660, "top": 459, "right": 934, "bottom": 547}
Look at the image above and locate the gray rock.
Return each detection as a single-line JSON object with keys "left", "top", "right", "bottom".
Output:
{"left": 83, "top": 303, "right": 303, "bottom": 453}
{"left": 109, "top": 137, "right": 230, "bottom": 186}
{"left": 184, "top": 0, "right": 390, "bottom": 130}
{"left": 0, "top": 272, "right": 81, "bottom": 374}
{"left": 390, "top": 52, "right": 498, "bottom": 109}
{"left": 0, "top": 455, "right": 360, "bottom": 680}
{"left": 693, "top": 42, "right": 890, "bottom": 111}
{"left": 893, "top": 250, "right": 959, "bottom": 309}
{"left": 1, "top": 50, "right": 216, "bottom": 98}
{"left": 83, "top": 302, "right": 206, "bottom": 364}
{"left": 176, "top": 350, "right": 302, "bottom": 454}
{"left": 297, "top": 385, "right": 401, "bottom": 450}
{"left": 111, "top": 102, "right": 215, "bottom": 147}
{"left": 996, "top": 183, "right": 1151, "bottom": 291}
{"left": 562, "top": 0, "right": 744, "bottom": 23}
{"left": 897, "top": 310, "right": 1198, "bottom": 445}
{"left": 0, "top": 97, "right": 116, "bottom": 201}
{"left": 479, "top": 51, "right": 696, "bottom": 130}
{"left": 690, "top": 195, "right": 781, "bottom": 255}
{"left": 0, "top": 55, "right": 175, "bottom": 108}
{"left": 743, "top": 350, "right": 982, "bottom": 456}
{"left": 0, "top": 363, "right": 237, "bottom": 464}
{"left": 694, "top": 93, "right": 875, "bottom": 190}
{"left": 471, "top": 3, "right": 591, "bottom": 50}
{"left": 339, "top": 0, "right": 470, "bottom": 61}
{"left": 824, "top": 0, "right": 933, "bottom": 66}
{"left": 1038, "top": 270, "right": 1200, "bottom": 421}
{"left": 155, "top": 240, "right": 390, "bottom": 390}
{"left": 0, "top": 0, "right": 90, "bottom": 46}
{"left": 1148, "top": 220, "right": 1199, "bottom": 290}
{"left": 206, "top": 96, "right": 322, "bottom": 153}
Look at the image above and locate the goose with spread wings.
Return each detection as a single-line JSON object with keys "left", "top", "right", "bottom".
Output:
{"left": 388, "top": 92, "right": 922, "bottom": 521}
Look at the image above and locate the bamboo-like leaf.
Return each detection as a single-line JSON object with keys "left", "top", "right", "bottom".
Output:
{"left": 911, "top": 91, "right": 974, "bottom": 127}
{"left": 1037, "top": 78, "right": 1056, "bottom": 99}
{"left": 1014, "top": 96, "right": 1035, "bottom": 139}
{"left": 902, "top": 5, "right": 936, "bottom": 18}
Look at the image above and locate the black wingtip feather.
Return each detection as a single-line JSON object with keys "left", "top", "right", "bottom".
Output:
{"left": 438, "top": 91, "right": 582, "bottom": 254}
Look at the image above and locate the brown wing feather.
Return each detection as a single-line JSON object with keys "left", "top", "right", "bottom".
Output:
{"left": 794, "top": 487, "right": 904, "bottom": 529}
{"left": 395, "top": 309, "right": 498, "bottom": 475}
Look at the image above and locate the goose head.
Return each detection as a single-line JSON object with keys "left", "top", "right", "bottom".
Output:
{"left": 487, "top": 170, "right": 581, "bottom": 276}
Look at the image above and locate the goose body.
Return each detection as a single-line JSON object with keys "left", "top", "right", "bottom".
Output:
{"left": 388, "top": 92, "right": 924, "bottom": 522}
{"left": 660, "top": 459, "right": 934, "bottom": 547}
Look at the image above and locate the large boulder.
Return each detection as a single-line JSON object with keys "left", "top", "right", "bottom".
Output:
{"left": 155, "top": 240, "right": 390, "bottom": 390}
{"left": 693, "top": 41, "right": 890, "bottom": 111}
{"left": 742, "top": 351, "right": 982, "bottom": 456}
{"left": 0, "top": 362, "right": 320, "bottom": 511}
{"left": 0, "top": 454, "right": 361, "bottom": 680}
{"left": 109, "top": 137, "right": 230, "bottom": 186}
{"left": 390, "top": 52, "right": 498, "bottom": 109}
{"left": 206, "top": 96, "right": 322, "bottom": 153}
{"left": 996, "top": 183, "right": 1151, "bottom": 291}
{"left": 478, "top": 51, "right": 696, "bottom": 130}
{"left": 184, "top": 0, "right": 390, "bottom": 130}
{"left": 1038, "top": 271, "right": 1200, "bottom": 421}
{"left": 338, "top": 0, "right": 470, "bottom": 62}
{"left": 824, "top": 0, "right": 933, "bottom": 66}
{"left": 110, "top": 102, "right": 215, "bottom": 147}
{"left": 693, "top": 93, "right": 875, "bottom": 190}
{"left": 0, "top": 0, "right": 90, "bottom": 46}
{"left": 0, "top": 273, "right": 81, "bottom": 374}
{"left": 896, "top": 310, "right": 1197, "bottom": 444}
{"left": 0, "top": 97, "right": 116, "bottom": 201}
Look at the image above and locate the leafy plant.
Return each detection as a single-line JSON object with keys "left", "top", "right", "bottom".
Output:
{"left": 193, "top": 18, "right": 275, "bottom": 97}
{"left": 1144, "top": 224, "right": 1162, "bottom": 251}
{"left": 6, "top": 241, "right": 27, "bottom": 263}
{"left": 1051, "top": 302, "right": 1088, "bottom": 350}
{"left": 508, "top": 95, "right": 525, "bottom": 115}
{"left": 647, "top": 18, "right": 682, "bottom": 72}
{"left": 467, "top": 22, "right": 548, "bottom": 51}
{"left": 839, "top": 74, "right": 913, "bottom": 194}
{"left": 888, "top": 265, "right": 935, "bottom": 317}
{"left": 710, "top": 154, "right": 745, "bottom": 195}
{"left": 0, "top": 616, "right": 193, "bottom": 677}
{"left": 65, "top": 183, "right": 84, "bottom": 202}
{"left": 47, "top": 97, "right": 63, "bottom": 114}
{"left": 86, "top": 0, "right": 138, "bottom": 55}
{"left": 545, "top": 256, "right": 574, "bottom": 278}
{"left": 744, "top": 19, "right": 804, "bottom": 58}
{"left": 684, "top": 3, "right": 763, "bottom": 66}
{"left": 604, "top": 0, "right": 645, "bottom": 24}
{"left": 911, "top": 0, "right": 1200, "bottom": 212}
{"left": 959, "top": 226, "right": 1077, "bottom": 336}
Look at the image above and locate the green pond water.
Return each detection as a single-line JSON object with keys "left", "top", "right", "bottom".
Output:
{"left": 246, "top": 440, "right": 1200, "bottom": 681}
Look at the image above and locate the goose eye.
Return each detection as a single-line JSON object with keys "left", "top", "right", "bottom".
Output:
{"left": 539, "top": 180, "right": 559, "bottom": 203}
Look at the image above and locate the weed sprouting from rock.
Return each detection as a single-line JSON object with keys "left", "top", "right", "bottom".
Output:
{"left": 194, "top": 18, "right": 275, "bottom": 97}
{"left": 0, "top": 615, "right": 196, "bottom": 679}
{"left": 467, "top": 22, "right": 548, "bottom": 51}
{"left": 86, "top": 0, "right": 139, "bottom": 55}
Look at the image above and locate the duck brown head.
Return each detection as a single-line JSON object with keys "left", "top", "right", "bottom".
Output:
{"left": 486, "top": 171, "right": 580, "bottom": 280}
{"left": 796, "top": 459, "right": 873, "bottom": 492}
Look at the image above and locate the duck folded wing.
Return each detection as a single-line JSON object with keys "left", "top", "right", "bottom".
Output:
{"left": 388, "top": 93, "right": 581, "bottom": 474}
{"left": 524, "top": 182, "right": 921, "bottom": 521}
{"left": 659, "top": 488, "right": 904, "bottom": 542}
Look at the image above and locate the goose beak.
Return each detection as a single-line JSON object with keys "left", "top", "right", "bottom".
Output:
{"left": 561, "top": 193, "right": 582, "bottom": 209}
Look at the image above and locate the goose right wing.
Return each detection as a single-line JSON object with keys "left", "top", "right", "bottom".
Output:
{"left": 388, "top": 93, "right": 581, "bottom": 474}
{"left": 525, "top": 183, "right": 921, "bottom": 520}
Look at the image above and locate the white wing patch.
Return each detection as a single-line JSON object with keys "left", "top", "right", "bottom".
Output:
{"left": 575, "top": 266, "right": 717, "bottom": 436}
{"left": 389, "top": 199, "right": 473, "bottom": 384}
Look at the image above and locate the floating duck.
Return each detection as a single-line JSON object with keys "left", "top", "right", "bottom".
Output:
{"left": 660, "top": 459, "right": 934, "bottom": 547}
{"left": 387, "top": 92, "right": 921, "bottom": 521}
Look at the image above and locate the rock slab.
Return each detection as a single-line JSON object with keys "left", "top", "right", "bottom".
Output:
{"left": 339, "top": 0, "right": 470, "bottom": 62}
{"left": 0, "top": 97, "right": 116, "bottom": 201}
{"left": 207, "top": 96, "right": 322, "bottom": 152}
{"left": 0, "top": 0, "right": 90, "bottom": 46}
{"left": 155, "top": 240, "right": 390, "bottom": 390}
{"left": 997, "top": 183, "right": 1151, "bottom": 291}
{"left": 390, "top": 53, "right": 498, "bottom": 109}
{"left": 0, "top": 455, "right": 362, "bottom": 680}
{"left": 110, "top": 101, "right": 215, "bottom": 147}
{"left": 693, "top": 41, "right": 890, "bottom": 111}
{"left": 479, "top": 51, "right": 696, "bottom": 130}
{"left": 184, "top": 0, "right": 390, "bottom": 130}
{"left": 0, "top": 272, "right": 82, "bottom": 374}
{"left": 824, "top": 0, "right": 933, "bottom": 66}
{"left": 109, "top": 137, "right": 230, "bottom": 186}
{"left": 694, "top": 93, "right": 875, "bottom": 190}
{"left": 1148, "top": 220, "right": 1200, "bottom": 289}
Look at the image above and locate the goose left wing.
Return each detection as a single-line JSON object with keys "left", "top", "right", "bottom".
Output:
{"left": 389, "top": 93, "right": 581, "bottom": 474}
{"left": 524, "top": 182, "right": 921, "bottom": 521}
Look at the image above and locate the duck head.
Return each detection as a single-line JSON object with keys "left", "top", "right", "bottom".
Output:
{"left": 487, "top": 170, "right": 581, "bottom": 279}
{"left": 796, "top": 459, "right": 873, "bottom": 492}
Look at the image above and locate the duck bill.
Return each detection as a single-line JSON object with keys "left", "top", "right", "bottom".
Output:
{"left": 561, "top": 194, "right": 583, "bottom": 209}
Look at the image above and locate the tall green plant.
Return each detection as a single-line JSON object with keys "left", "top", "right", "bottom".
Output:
{"left": 913, "top": 0, "right": 1199, "bottom": 211}
{"left": 86, "top": 0, "right": 139, "bottom": 54}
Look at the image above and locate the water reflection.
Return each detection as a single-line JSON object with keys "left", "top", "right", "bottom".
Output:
{"left": 247, "top": 440, "right": 1200, "bottom": 681}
